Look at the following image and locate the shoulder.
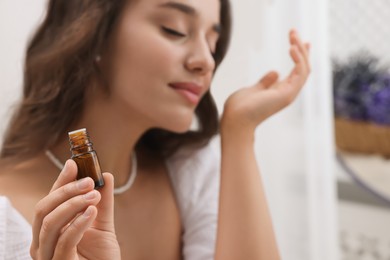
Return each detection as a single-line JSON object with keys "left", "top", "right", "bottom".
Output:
{"left": 167, "top": 135, "right": 221, "bottom": 178}
{"left": 166, "top": 136, "right": 221, "bottom": 259}
{"left": 0, "top": 195, "right": 32, "bottom": 259}
{"left": 0, "top": 153, "right": 57, "bottom": 224}
{"left": 166, "top": 135, "right": 221, "bottom": 217}
{"left": 167, "top": 135, "right": 220, "bottom": 186}
{"left": 0, "top": 196, "right": 31, "bottom": 229}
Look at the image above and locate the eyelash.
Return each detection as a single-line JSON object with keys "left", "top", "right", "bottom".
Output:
{"left": 161, "top": 26, "right": 216, "bottom": 58}
{"left": 161, "top": 26, "right": 186, "bottom": 37}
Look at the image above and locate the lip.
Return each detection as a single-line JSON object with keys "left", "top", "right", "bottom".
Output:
{"left": 168, "top": 82, "right": 204, "bottom": 105}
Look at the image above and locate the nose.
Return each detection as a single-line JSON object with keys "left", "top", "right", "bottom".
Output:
{"left": 184, "top": 38, "right": 215, "bottom": 75}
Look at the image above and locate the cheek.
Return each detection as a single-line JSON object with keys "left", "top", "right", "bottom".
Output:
{"left": 117, "top": 27, "right": 181, "bottom": 80}
{"left": 106, "top": 25, "right": 190, "bottom": 114}
{"left": 108, "top": 30, "right": 184, "bottom": 104}
{"left": 102, "top": 18, "right": 199, "bottom": 131}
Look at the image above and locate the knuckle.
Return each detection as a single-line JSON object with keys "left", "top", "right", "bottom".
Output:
{"left": 61, "top": 183, "right": 75, "bottom": 197}
{"left": 71, "top": 217, "right": 84, "bottom": 231}
{"left": 62, "top": 198, "right": 78, "bottom": 211}
{"left": 56, "top": 222, "right": 83, "bottom": 251}
{"left": 29, "top": 246, "right": 37, "bottom": 259}
{"left": 34, "top": 201, "right": 46, "bottom": 220}
{"left": 41, "top": 216, "right": 54, "bottom": 236}
{"left": 55, "top": 236, "right": 70, "bottom": 253}
{"left": 64, "top": 195, "right": 88, "bottom": 210}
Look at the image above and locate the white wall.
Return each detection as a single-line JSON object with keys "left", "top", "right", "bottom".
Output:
{"left": 0, "top": 0, "right": 47, "bottom": 138}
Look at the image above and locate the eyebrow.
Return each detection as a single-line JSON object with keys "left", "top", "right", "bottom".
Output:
{"left": 158, "top": 1, "right": 221, "bottom": 34}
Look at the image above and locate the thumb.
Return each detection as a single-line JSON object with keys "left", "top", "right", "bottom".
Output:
{"left": 256, "top": 71, "right": 279, "bottom": 89}
{"left": 94, "top": 172, "right": 115, "bottom": 232}
{"left": 50, "top": 159, "right": 78, "bottom": 193}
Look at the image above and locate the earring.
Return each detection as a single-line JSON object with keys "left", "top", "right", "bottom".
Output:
{"left": 95, "top": 55, "right": 102, "bottom": 62}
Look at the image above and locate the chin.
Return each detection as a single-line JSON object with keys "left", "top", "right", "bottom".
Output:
{"left": 160, "top": 115, "right": 194, "bottom": 134}
{"left": 166, "top": 121, "right": 193, "bottom": 134}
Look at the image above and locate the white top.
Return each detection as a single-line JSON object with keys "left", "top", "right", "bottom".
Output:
{"left": 0, "top": 139, "right": 221, "bottom": 260}
{"left": 0, "top": 197, "right": 32, "bottom": 260}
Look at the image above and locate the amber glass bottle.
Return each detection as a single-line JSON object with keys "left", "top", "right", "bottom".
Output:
{"left": 68, "top": 128, "right": 104, "bottom": 189}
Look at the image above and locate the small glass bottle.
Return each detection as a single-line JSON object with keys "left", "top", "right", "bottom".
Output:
{"left": 68, "top": 128, "right": 105, "bottom": 189}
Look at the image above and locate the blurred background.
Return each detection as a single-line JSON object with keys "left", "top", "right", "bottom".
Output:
{"left": 1, "top": 0, "right": 390, "bottom": 259}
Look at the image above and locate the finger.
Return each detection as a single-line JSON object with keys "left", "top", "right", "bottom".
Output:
{"left": 92, "top": 172, "right": 116, "bottom": 232}
{"left": 289, "top": 45, "right": 305, "bottom": 78}
{"left": 304, "top": 42, "right": 311, "bottom": 69}
{"left": 50, "top": 159, "right": 78, "bottom": 193}
{"left": 305, "top": 42, "right": 311, "bottom": 52}
{"left": 289, "top": 30, "right": 308, "bottom": 59}
{"left": 289, "top": 30, "right": 310, "bottom": 72}
{"left": 38, "top": 190, "right": 101, "bottom": 260}
{"left": 256, "top": 71, "right": 279, "bottom": 90}
{"left": 290, "top": 45, "right": 300, "bottom": 65}
{"left": 52, "top": 206, "right": 97, "bottom": 260}
{"left": 285, "top": 46, "right": 309, "bottom": 92}
{"left": 289, "top": 32, "right": 311, "bottom": 78}
{"left": 31, "top": 176, "right": 95, "bottom": 252}
{"left": 289, "top": 43, "right": 309, "bottom": 81}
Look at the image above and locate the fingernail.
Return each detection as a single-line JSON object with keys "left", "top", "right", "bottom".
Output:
{"left": 84, "top": 190, "right": 97, "bottom": 200}
{"left": 77, "top": 178, "right": 91, "bottom": 190}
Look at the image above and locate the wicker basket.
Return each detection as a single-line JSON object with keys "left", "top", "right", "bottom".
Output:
{"left": 334, "top": 117, "right": 390, "bottom": 157}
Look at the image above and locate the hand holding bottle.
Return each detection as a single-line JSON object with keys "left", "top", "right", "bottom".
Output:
{"left": 30, "top": 160, "right": 121, "bottom": 260}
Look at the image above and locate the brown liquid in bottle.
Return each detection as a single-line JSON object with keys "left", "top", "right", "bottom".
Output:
{"left": 68, "top": 128, "right": 104, "bottom": 189}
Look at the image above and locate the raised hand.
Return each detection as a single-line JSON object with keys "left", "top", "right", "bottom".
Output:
{"left": 30, "top": 160, "right": 121, "bottom": 260}
{"left": 221, "top": 30, "right": 311, "bottom": 135}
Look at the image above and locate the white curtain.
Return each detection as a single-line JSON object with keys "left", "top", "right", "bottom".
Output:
{"left": 213, "top": 0, "right": 339, "bottom": 259}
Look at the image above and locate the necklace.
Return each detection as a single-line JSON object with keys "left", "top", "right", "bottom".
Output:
{"left": 45, "top": 150, "right": 137, "bottom": 195}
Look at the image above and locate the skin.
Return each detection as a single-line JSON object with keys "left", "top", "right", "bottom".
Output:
{"left": 0, "top": 0, "right": 310, "bottom": 259}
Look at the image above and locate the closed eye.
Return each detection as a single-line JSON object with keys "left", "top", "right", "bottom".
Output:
{"left": 162, "top": 26, "right": 217, "bottom": 59}
{"left": 161, "top": 26, "right": 186, "bottom": 37}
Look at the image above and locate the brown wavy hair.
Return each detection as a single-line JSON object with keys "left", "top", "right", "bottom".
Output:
{"left": 0, "top": 0, "right": 231, "bottom": 160}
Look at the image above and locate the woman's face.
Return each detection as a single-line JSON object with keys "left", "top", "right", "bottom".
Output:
{"left": 101, "top": 0, "right": 220, "bottom": 133}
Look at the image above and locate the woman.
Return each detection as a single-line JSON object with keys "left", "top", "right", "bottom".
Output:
{"left": 0, "top": 0, "right": 310, "bottom": 259}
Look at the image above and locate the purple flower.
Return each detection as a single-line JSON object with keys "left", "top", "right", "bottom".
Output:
{"left": 333, "top": 53, "right": 381, "bottom": 121}
{"left": 367, "top": 75, "right": 390, "bottom": 125}
{"left": 333, "top": 52, "right": 390, "bottom": 125}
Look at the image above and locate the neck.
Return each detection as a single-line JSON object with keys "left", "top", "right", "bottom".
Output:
{"left": 50, "top": 87, "right": 152, "bottom": 188}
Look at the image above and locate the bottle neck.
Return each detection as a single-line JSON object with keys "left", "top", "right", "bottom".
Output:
{"left": 69, "top": 136, "right": 94, "bottom": 156}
